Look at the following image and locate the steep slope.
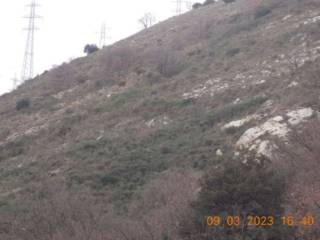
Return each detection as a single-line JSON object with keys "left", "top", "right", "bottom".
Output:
{"left": 0, "top": 0, "right": 319, "bottom": 236}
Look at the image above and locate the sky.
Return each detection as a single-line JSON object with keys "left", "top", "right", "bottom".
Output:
{"left": 0, "top": 0, "right": 198, "bottom": 95}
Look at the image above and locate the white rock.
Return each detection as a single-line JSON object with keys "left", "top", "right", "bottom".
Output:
{"left": 272, "top": 116, "right": 284, "bottom": 122}
{"left": 255, "top": 80, "right": 266, "bottom": 85}
{"left": 96, "top": 135, "right": 103, "bottom": 141}
{"left": 182, "top": 78, "right": 228, "bottom": 99}
{"left": 222, "top": 115, "right": 259, "bottom": 130}
{"left": 288, "top": 81, "right": 299, "bottom": 88}
{"left": 233, "top": 98, "right": 241, "bottom": 104}
{"left": 49, "top": 168, "right": 61, "bottom": 176}
{"left": 216, "top": 149, "right": 223, "bottom": 156}
{"left": 282, "top": 15, "right": 292, "bottom": 21}
{"left": 146, "top": 119, "right": 155, "bottom": 128}
{"left": 256, "top": 140, "right": 273, "bottom": 158}
{"left": 303, "top": 16, "right": 320, "bottom": 25}
{"left": 145, "top": 116, "right": 172, "bottom": 128}
{"left": 287, "top": 108, "right": 313, "bottom": 125}
{"left": 236, "top": 108, "right": 314, "bottom": 157}
{"left": 236, "top": 117, "right": 289, "bottom": 149}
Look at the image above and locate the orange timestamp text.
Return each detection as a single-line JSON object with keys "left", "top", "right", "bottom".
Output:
{"left": 206, "top": 215, "right": 316, "bottom": 227}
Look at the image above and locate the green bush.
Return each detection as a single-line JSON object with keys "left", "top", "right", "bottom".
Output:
{"left": 101, "top": 174, "right": 119, "bottom": 186}
{"left": 203, "top": 96, "right": 267, "bottom": 126}
{"left": 109, "top": 87, "right": 141, "bottom": 108}
{"left": 225, "top": 48, "right": 240, "bottom": 57}
{"left": 84, "top": 44, "right": 99, "bottom": 55}
{"left": 192, "top": 3, "right": 202, "bottom": 9}
{"left": 16, "top": 98, "right": 30, "bottom": 111}
{"left": 0, "top": 141, "right": 25, "bottom": 162}
{"left": 181, "top": 157, "right": 295, "bottom": 239}
{"left": 203, "top": 0, "right": 215, "bottom": 6}
{"left": 222, "top": 0, "right": 236, "bottom": 4}
{"left": 255, "top": 6, "right": 272, "bottom": 19}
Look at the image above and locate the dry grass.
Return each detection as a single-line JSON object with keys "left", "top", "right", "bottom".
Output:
{"left": 0, "top": 0, "right": 320, "bottom": 239}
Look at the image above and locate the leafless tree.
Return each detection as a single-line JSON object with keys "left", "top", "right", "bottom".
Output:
{"left": 0, "top": 169, "right": 199, "bottom": 240}
{"left": 138, "top": 13, "right": 156, "bottom": 29}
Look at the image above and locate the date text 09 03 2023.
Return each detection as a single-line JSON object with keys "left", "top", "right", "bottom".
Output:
{"left": 206, "top": 215, "right": 316, "bottom": 227}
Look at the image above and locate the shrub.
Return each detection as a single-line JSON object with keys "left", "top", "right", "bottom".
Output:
{"left": 103, "top": 46, "right": 136, "bottom": 75}
{"left": 84, "top": 44, "right": 99, "bottom": 55}
{"left": 254, "top": 6, "right": 272, "bottom": 19}
{"left": 203, "top": 0, "right": 215, "bottom": 6}
{"left": 15, "top": 98, "right": 30, "bottom": 111}
{"left": 225, "top": 48, "right": 240, "bottom": 57}
{"left": 192, "top": 3, "right": 202, "bottom": 9}
{"left": 101, "top": 174, "right": 119, "bottom": 186}
{"left": 157, "top": 51, "right": 184, "bottom": 78}
{"left": 203, "top": 96, "right": 267, "bottom": 126}
{"left": 222, "top": 0, "right": 236, "bottom": 4}
{"left": 0, "top": 141, "right": 25, "bottom": 162}
{"left": 118, "top": 80, "right": 127, "bottom": 87}
{"left": 3, "top": 185, "right": 116, "bottom": 240}
{"left": 181, "top": 157, "right": 295, "bottom": 239}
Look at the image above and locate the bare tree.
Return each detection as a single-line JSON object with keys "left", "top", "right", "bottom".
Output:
{"left": 138, "top": 13, "right": 156, "bottom": 29}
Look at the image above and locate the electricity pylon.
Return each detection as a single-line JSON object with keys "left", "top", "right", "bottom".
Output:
{"left": 11, "top": 73, "right": 18, "bottom": 89}
{"left": 99, "top": 22, "right": 111, "bottom": 48}
{"left": 21, "top": 0, "right": 41, "bottom": 83}
{"left": 100, "top": 22, "right": 106, "bottom": 48}
{"left": 173, "top": 0, "right": 193, "bottom": 15}
{"left": 175, "top": 0, "right": 182, "bottom": 14}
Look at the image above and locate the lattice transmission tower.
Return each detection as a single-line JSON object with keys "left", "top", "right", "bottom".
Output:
{"left": 99, "top": 22, "right": 111, "bottom": 48}
{"left": 99, "top": 22, "right": 107, "bottom": 48}
{"left": 173, "top": 0, "right": 194, "bottom": 15}
{"left": 174, "top": 0, "right": 182, "bottom": 15}
{"left": 21, "top": 0, "right": 41, "bottom": 83}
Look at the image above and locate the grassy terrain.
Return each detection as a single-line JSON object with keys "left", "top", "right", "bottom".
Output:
{"left": 0, "top": 0, "right": 320, "bottom": 238}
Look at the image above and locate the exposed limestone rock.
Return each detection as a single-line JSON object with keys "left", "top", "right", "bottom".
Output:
{"left": 182, "top": 78, "right": 228, "bottom": 99}
{"left": 237, "top": 116, "right": 288, "bottom": 150}
{"left": 146, "top": 116, "right": 171, "bottom": 128}
{"left": 236, "top": 108, "right": 314, "bottom": 157}
{"left": 256, "top": 140, "right": 274, "bottom": 158}
{"left": 222, "top": 115, "right": 260, "bottom": 130}
{"left": 288, "top": 81, "right": 299, "bottom": 88}
{"left": 216, "top": 149, "right": 223, "bottom": 156}
{"left": 303, "top": 15, "right": 320, "bottom": 25}
{"left": 49, "top": 168, "right": 61, "bottom": 176}
{"left": 287, "top": 108, "right": 314, "bottom": 125}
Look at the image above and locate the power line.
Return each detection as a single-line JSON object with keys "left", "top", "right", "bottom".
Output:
{"left": 21, "top": 0, "right": 41, "bottom": 84}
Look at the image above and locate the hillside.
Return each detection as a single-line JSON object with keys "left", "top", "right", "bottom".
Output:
{"left": 0, "top": 0, "right": 320, "bottom": 239}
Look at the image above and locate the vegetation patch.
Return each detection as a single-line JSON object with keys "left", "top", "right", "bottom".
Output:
{"left": 16, "top": 99, "right": 30, "bottom": 111}
{"left": 255, "top": 6, "right": 272, "bottom": 19}
{"left": 108, "top": 87, "right": 143, "bottom": 109}
{"left": 0, "top": 141, "right": 25, "bottom": 162}
{"left": 225, "top": 48, "right": 241, "bottom": 57}
{"left": 181, "top": 157, "right": 295, "bottom": 239}
{"left": 204, "top": 96, "right": 267, "bottom": 126}
{"left": 136, "top": 97, "right": 194, "bottom": 119}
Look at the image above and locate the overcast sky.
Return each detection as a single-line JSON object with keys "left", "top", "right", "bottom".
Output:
{"left": 0, "top": 0, "right": 199, "bottom": 95}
